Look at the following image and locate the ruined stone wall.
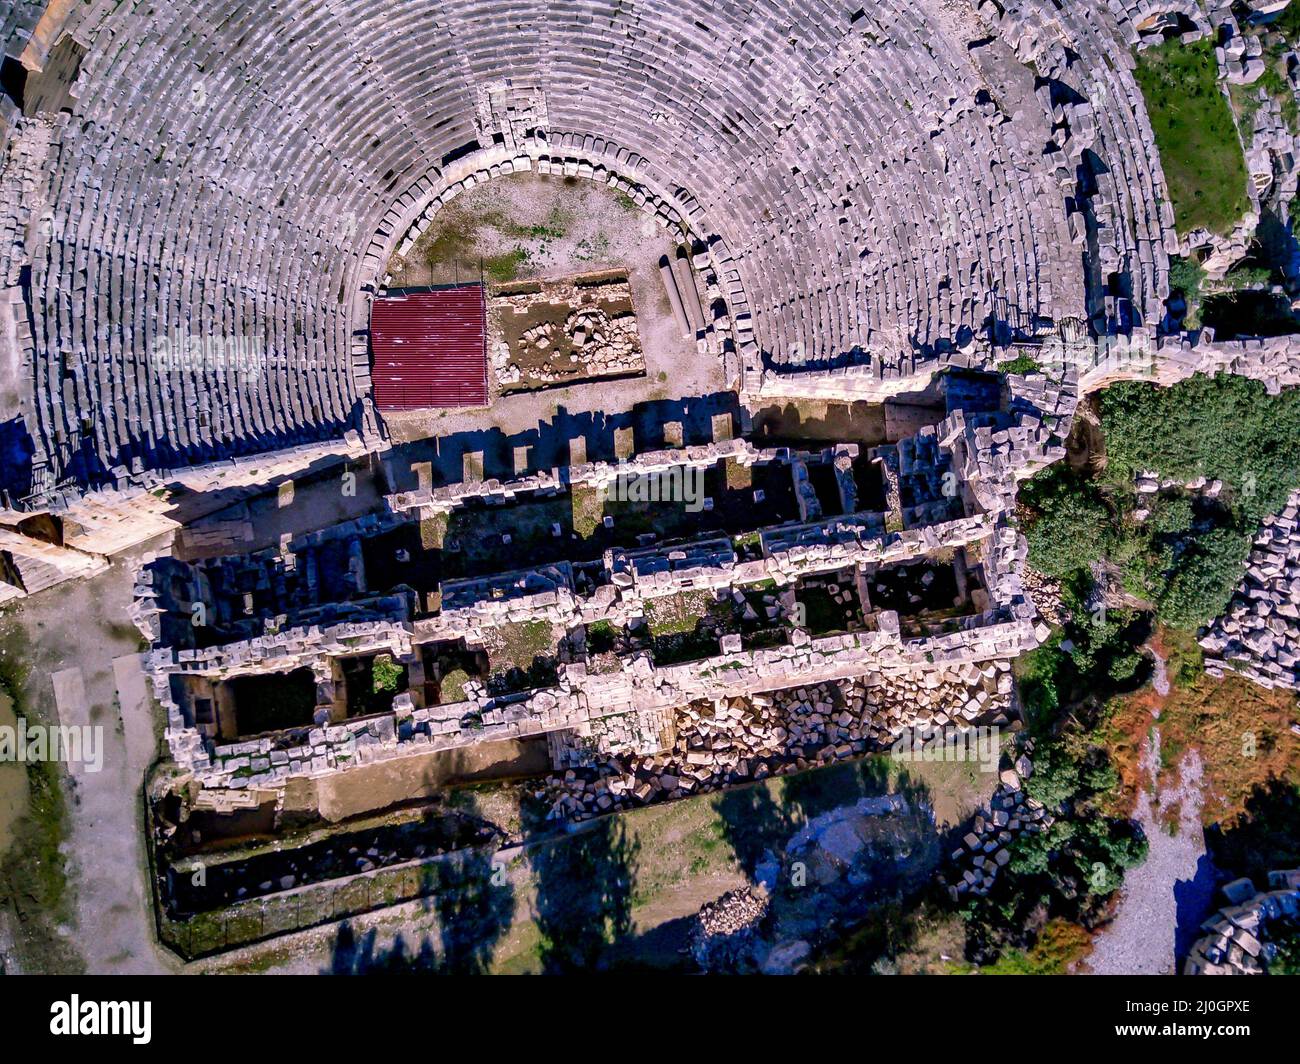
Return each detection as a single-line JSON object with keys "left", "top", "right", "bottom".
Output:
{"left": 1078, "top": 332, "right": 1300, "bottom": 395}
{"left": 160, "top": 606, "right": 1038, "bottom": 794}
{"left": 141, "top": 397, "right": 1050, "bottom": 793}
{"left": 1200, "top": 489, "right": 1300, "bottom": 691}
{"left": 0, "top": 524, "right": 106, "bottom": 596}
{"left": 387, "top": 436, "right": 757, "bottom": 515}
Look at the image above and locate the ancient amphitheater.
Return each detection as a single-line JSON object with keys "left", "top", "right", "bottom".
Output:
{"left": 4, "top": 0, "right": 1300, "bottom": 553}
{"left": 3, "top": 0, "right": 1300, "bottom": 966}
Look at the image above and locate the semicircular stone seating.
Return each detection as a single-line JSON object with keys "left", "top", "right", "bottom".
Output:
{"left": 1, "top": 0, "right": 1138, "bottom": 509}
{"left": 991, "top": 0, "right": 1179, "bottom": 346}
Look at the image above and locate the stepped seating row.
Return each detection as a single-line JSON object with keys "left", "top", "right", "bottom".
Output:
{"left": 993, "top": 0, "right": 1178, "bottom": 335}
{"left": 1, "top": 0, "right": 1123, "bottom": 504}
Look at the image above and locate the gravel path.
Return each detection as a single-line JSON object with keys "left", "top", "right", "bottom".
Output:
{"left": 1087, "top": 725, "right": 1206, "bottom": 974}
{"left": 1150, "top": 647, "right": 1170, "bottom": 698}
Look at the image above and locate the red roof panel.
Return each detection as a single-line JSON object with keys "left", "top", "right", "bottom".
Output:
{"left": 370, "top": 285, "right": 488, "bottom": 410}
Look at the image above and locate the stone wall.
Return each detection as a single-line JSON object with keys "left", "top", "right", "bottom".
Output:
{"left": 1201, "top": 490, "right": 1300, "bottom": 691}
{"left": 139, "top": 374, "right": 1055, "bottom": 795}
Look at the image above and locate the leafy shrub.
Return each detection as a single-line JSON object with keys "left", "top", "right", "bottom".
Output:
{"left": 978, "top": 919, "right": 1093, "bottom": 975}
{"left": 1168, "top": 255, "right": 1205, "bottom": 302}
{"left": 1265, "top": 918, "right": 1300, "bottom": 975}
{"left": 371, "top": 654, "right": 404, "bottom": 694}
{"left": 438, "top": 667, "right": 471, "bottom": 703}
{"left": 1020, "top": 466, "right": 1112, "bottom": 579}
{"left": 1101, "top": 374, "right": 1300, "bottom": 527}
{"left": 1000, "top": 354, "right": 1043, "bottom": 375}
{"left": 961, "top": 725, "right": 1147, "bottom": 965}
{"left": 1020, "top": 375, "right": 1300, "bottom": 631}
{"left": 1156, "top": 527, "right": 1253, "bottom": 630}
{"left": 586, "top": 620, "right": 618, "bottom": 654}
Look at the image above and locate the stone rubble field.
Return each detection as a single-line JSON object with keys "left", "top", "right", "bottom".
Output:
{"left": 539, "top": 663, "right": 1015, "bottom": 822}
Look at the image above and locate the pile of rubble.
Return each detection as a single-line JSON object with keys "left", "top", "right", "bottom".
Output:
{"left": 537, "top": 667, "right": 1016, "bottom": 823}
{"left": 692, "top": 790, "right": 938, "bottom": 973}
{"left": 491, "top": 278, "right": 645, "bottom": 389}
{"left": 1184, "top": 869, "right": 1300, "bottom": 974}
{"left": 1021, "top": 565, "right": 1067, "bottom": 628}
{"left": 689, "top": 887, "right": 771, "bottom": 970}
{"left": 567, "top": 306, "right": 639, "bottom": 363}
{"left": 939, "top": 750, "right": 1046, "bottom": 899}
{"left": 1207, "top": 2, "right": 1265, "bottom": 87}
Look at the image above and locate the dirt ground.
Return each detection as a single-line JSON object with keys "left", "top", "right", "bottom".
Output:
{"left": 389, "top": 172, "right": 681, "bottom": 292}
{"left": 1102, "top": 666, "right": 1300, "bottom": 827}
{"left": 751, "top": 391, "right": 947, "bottom": 447}
{"left": 1086, "top": 735, "right": 1207, "bottom": 975}
{"left": 0, "top": 544, "right": 177, "bottom": 974}
{"left": 491, "top": 272, "right": 645, "bottom": 392}
{"left": 895, "top": 757, "right": 998, "bottom": 829}
{"left": 1084, "top": 643, "right": 1300, "bottom": 974}
{"left": 306, "top": 739, "right": 550, "bottom": 823}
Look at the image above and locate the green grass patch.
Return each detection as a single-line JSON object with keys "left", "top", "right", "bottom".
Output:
{"left": 371, "top": 654, "right": 404, "bottom": 694}
{"left": 644, "top": 591, "right": 715, "bottom": 637}
{"left": 421, "top": 206, "right": 503, "bottom": 267}
{"left": 499, "top": 204, "right": 571, "bottom": 242}
{"left": 1134, "top": 38, "right": 1250, "bottom": 236}
{"left": 484, "top": 247, "right": 530, "bottom": 283}
{"left": 570, "top": 485, "right": 604, "bottom": 539}
{"left": 1160, "top": 626, "right": 1205, "bottom": 689}
{"left": 438, "top": 667, "right": 471, "bottom": 703}
{"left": 999, "top": 353, "right": 1042, "bottom": 375}
{"left": 489, "top": 620, "right": 556, "bottom": 675}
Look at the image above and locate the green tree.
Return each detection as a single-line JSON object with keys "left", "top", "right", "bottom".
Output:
{"left": 1020, "top": 466, "right": 1112, "bottom": 579}
{"left": 1157, "top": 527, "right": 1252, "bottom": 630}
{"left": 1266, "top": 920, "right": 1300, "bottom": 975}
{"left": 1102, "top": 374, "right": 1300, "bottom": 526}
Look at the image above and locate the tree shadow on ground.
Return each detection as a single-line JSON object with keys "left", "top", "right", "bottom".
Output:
{"left": 708, "top": 755, "right": 945, "bottom": 971}
{"left": 529, "top": 816, "right": 641, "bottom": 973}
{"left": 1205, "top": 777, "right": 1300, "bottom": 888}
{"left": 324, "top": 792, "right": 514, "bottom": 974}
{"left": 713, "top": 755, "right": 907, "bottom": 880}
